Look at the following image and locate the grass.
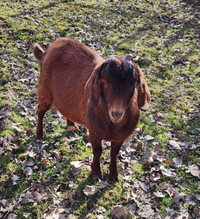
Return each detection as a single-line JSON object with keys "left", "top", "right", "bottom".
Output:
{"left": 0, "top": 0, "right": 200, "bottom": 218}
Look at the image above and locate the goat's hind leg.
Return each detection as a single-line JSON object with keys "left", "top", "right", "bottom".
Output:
{"left": 36, "top": 86, "right": 52, "bottom": 139}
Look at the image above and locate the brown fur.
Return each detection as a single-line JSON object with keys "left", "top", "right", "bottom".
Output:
{"left": 34, "top": 38, "right": 150, "bottom": 180}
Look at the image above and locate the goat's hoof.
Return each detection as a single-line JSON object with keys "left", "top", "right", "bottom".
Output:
{"left": 91, "top": 171, "right": 102, "bottom": 179}
{"left": 109, "top": 173, "right": 119, "bottom": 182}
{"left": 36, "top": 133, "right": 43, "bottom": 140}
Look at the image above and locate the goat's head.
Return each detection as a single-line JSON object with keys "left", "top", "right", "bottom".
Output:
{"left": 85, "top": 55, "right": 150, "bottom": 123}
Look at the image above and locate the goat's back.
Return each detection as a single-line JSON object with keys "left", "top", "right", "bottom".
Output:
{"left": 38, "top": 38, "right": 103, "bottom": 125}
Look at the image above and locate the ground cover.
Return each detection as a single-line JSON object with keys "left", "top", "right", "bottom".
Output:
{"left": 0, "top": 0, "right": 199, "bottom": 218}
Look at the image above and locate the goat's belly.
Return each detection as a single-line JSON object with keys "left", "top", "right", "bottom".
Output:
{"left": 53, "top": 97, "right": 86, "bottom": 126}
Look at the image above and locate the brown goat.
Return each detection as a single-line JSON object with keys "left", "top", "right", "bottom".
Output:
{"left": 34, "top": 38, "right": 150, "bottom": 180}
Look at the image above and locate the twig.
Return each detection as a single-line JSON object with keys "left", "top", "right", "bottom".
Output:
{"left": 2, "top": 186, "right": 31, "bottom": 219}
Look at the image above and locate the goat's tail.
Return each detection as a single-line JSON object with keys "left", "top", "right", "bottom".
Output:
{"left": 34, "top": 43, "right": 45, "bottom": 60}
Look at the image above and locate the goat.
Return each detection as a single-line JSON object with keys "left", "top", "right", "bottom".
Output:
{"left": 34, "top": 38, "right": 150, "bottom": 180}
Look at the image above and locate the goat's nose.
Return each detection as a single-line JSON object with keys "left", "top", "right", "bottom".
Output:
{"left": 111, "top": 111, "right": 123, "bottom": 120}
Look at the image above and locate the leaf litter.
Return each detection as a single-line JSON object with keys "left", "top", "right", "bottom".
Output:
{"left": 0, "top": 0, "right": 200, "bottom": 218}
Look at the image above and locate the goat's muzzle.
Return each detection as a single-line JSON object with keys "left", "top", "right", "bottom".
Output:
{"left": 109, "top": 108, "right": 125, "bottom": 123}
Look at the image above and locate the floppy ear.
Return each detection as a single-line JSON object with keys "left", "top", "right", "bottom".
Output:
{"left": 85, "top": 64, "right": 102, "bottom": 107}
{"left": 136, "top": 66, "right": 150, "bottom": 111}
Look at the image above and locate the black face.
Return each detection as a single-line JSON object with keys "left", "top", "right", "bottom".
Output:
{"left": 100, "top": 56, "right": 138, "bottom": 123}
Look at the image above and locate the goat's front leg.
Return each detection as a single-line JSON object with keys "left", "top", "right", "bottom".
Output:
{"left": 89, "top": 134, "right": 102, "bottom": 178}
{"left": 110, "top": 141, "right": 123, "bottom": 180}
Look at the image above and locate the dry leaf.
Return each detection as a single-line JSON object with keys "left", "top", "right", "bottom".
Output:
{"left": 110, "top": 205, "right": 128, "bottom": 218}
{"left": 25, "top": 159, "right": 34, "bottom": 167}
{"left": 0, "top": 147, "right": 4, "bottom": 157}
{"left": 169, "top": 140, "right": 181, "bottom": 151}
{"left": 7, "top": 213, "right": 17, "bottom": 219}
{"left": 172, "top": 193, "right": 186, "bottom": 205}
{"left": 32, "top": 191, "right": 48, "bottom": 203}
{"left": 129, "top": 203, "right": 136, "bottom": 215}
{"left": 83, "top": 185, "right": 99, "bottom": 196}
{"left": 173, "top": 157, "right": 182, "bottom": 168}
{"left": 11, "top": 174, "right": 20, "bottom": 185}
{"left": 160, "top": 165, "right": 174, "bottom": 177}
{"left": 70, "top": 161, "right": 82, "bottom": 176}
{"left": 24, "top": 167, "right": 33, "bottom": 176}
{"left": 98, "top": 180, "right": 109, "bottom": 189}
{"left": 137, "top": 204, "right": 154, "bottom": 218}
{"left": 154, "top": 191, "right": 165, "bottom": 198}
{"left": 187, "top": 164, "right": 200, "bottom": 178}
{"left": 0, "top": 199, "right": 8, "bottom": 207}
{"left": 51, "top": 151, "right": 61, "bottom": 160}
{"left": 144, "top": 135, "right": 154, "bottom": 141}
{"left": 193, "top": 206, "right": 200, "bottom": 218}
{"left": 97, "top": 215, "right": 104, "bottom": 219}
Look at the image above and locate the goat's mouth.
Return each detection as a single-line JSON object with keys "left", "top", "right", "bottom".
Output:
{"left": 109, "top": 110, "right": 125, "bottom": 123}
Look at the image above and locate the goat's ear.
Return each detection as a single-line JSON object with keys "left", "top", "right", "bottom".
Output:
{"left": 85, "top": 64, "right": 102, "bottom": 108}
{"left": 34, "top": 43, "right": 45, "bottom": 60}
{"left": 136, "top": 66, "right": 150, "bottom": 111}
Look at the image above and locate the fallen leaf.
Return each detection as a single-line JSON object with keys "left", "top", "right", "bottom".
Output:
{"left": 137, "top": 204, "right": 155, "bottom": 218}
{"left": 0, "top": 147, "right": 3, "bottom": 157}
{"left": 42, "top": 208, "right": 70, "bottom": 219}
{"left": 22, "top": 213, "right": 31, "bottom": 218}
{"left": 25, "top": 159, "right": 34, "bottom": 167}
{"left": 51, "top": 151, "right": 61, "bottom": 160}
{"left": 83, "top": 185, "right": 99, "bottom": 196}
{"left": 154, "top": 191, "right": 165, "bottom": 198}
{"left": 172, "top": 193, "right": 186, "bottom": 205}
{"left": 96, "top": 206, "right": 106, "bottom": 213}
{"left": 97, "top": 215, "right": 104, "bottom": 219}
{"left": 142, "top": 149, "right": 153, "bottom": 164}
{"left": 164, "top": 157, "right": 173, "bottom": 166}
{"left": 12, "top": 125, "right": 22, "bottom": 133}
{"left": 24, "top": 167, "right": 33, "bottom": 176}
{"left": 160, "top": 165, "right": 174, "bottom": 177}
{"left": 169, "top": 140, "right": 181, "bottom": 151}
{"left": 67, "top": 136, "right": 82, "bottom": 142}
{"left": 129, "top": 203, "right": 136, "bottom": 215}
{"left": 0, "top": 199, "right": 8, "bottom": 207}
{"left": 70, "top": 161, "right": 82, "bottom": 176}
{"left": 166, "top": 186, "right": 175, "bottom": 197}
{"left": 173, "top": 157, "right": 182, "bottom": 168}
{"left": 110, "top": 205, "right": 128, "bottom": 218}
{"left": 11, "top": 174, "right": 20, "bottom": 185}
{"left": 69, "top": 181, "right": 75, "bottom": 188}
{"left": 144, "top": 135, "right": 154, "bottom": 141}
{"left": 195, "top": 194, "right": 200, "bottom": 201}
{"left": 97, "top": 180, "right": 109, "bottom": 189}
{"left": 33, "top": 191, "right": 48, "bottom": 203}
{"left": 193, "top": 206, "right": 200, "bottom": 218}
{"left": 7, "top": 213, "right": 17, "bottom": 219}
{"left": 187, "top": 164, "right": 200, "bottom": 178}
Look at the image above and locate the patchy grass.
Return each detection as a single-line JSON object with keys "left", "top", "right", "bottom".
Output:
{"left": 0, "top": 0, "right": 200, "bottom": 218}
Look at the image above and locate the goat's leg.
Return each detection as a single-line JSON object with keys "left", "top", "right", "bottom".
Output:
{"left": 89, "top": 134, "right": 102, "bottom": 178}
{"left": 36, "top": 86, "right": 52, "bottom": 139}
{"left": 37, "top": 104, "right": 51, "bottom": 139}
{"left": 67, "top": 119, "right": 75, "bottom": 126}
{"left": 110, "top": 141, "right": 123, "bottom": 180}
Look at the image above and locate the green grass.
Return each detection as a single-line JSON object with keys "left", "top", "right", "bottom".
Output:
{"left": 0, "top": 0, "right": 200, "bottom": 218}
